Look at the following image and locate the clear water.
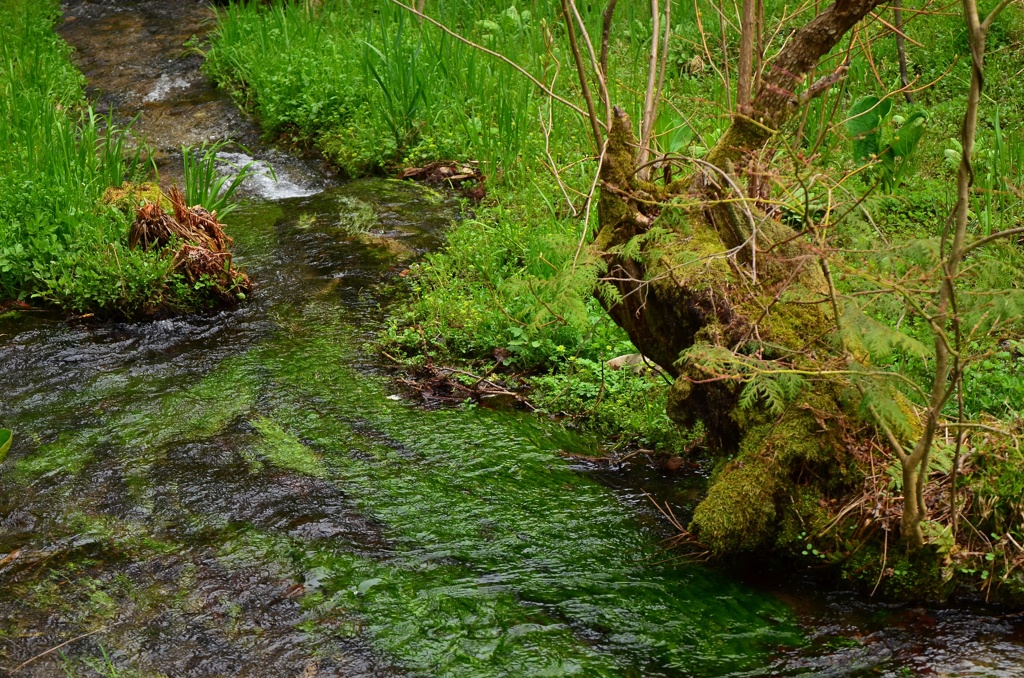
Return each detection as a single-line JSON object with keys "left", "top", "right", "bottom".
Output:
{"left": 1, "top": 1, "right": 1023, "bottom": 676}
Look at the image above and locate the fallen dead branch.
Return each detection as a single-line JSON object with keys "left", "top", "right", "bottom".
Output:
{"left": 399, "top": 161, "right": 486, "bottom": 201}
{"left": 394, "top": 361, "right": 534, "bottom": 410}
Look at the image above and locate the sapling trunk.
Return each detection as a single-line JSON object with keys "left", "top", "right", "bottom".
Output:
{"left": 737, "top": 0, "right": 757, "bottom": 114}
{"left": 894, "top": 0, "right": 913, "bottom": 103}
{"left": 894, "top": 0, "right": 1009, "bottom": 549}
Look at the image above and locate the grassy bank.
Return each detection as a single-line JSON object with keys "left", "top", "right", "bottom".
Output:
{"left": 205, "top": 0, "right": 1024, "bottom": 600}
{"left": 0, "top": 0, "right": 247, "bottom": 315}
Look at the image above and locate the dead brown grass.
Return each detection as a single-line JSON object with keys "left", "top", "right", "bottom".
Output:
{"left": 129, "top": 186, "right": 251, "bottom": 303}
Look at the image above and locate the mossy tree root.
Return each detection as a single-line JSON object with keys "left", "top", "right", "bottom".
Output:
{"left": 593, "top": 108, "right": 865, "bottom": 554}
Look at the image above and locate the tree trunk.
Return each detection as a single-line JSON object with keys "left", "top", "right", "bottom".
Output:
{"left": 594, "top": 0, "right": 889, "bottom": 553}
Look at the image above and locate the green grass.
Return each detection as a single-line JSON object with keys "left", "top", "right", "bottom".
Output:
{"left": 0, "top": 0, "right": 176, "bottom": 312}
{"left": 0, "top": 0, "right": 252, "bottom": 314}
{"left": 182, "top": 140, "right": 263, "bottom": 217}
{"left": 205, "top": 1, "right": 1024, "bottom": 440}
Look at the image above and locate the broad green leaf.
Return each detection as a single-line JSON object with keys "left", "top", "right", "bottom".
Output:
{"left": 890, "top": 110, "right": 928, "bottom": 159}
{"left": 847, "top": 96, "right": 892, "bottom": 162}
{"left": 0, "top": 429, "right": 11, "bottom": 464}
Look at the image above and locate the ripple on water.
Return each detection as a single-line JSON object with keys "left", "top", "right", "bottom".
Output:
{"left": 2, "top": 1, "right": 1023, "bottom": 675}
{"left": 217, "top": 151, "right": 324, "bottom": 201}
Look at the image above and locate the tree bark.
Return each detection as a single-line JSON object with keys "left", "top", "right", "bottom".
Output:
{"left": 594, "top": 0, "right": 891, "bottom": 553}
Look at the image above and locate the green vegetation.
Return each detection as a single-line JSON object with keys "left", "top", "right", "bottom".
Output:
{"left": 204, "top": 0, "right": 1024, "bottom": 599}
{"left": 0, "top": 0, "right": 169, "bottom": 312}
{"left": 0, "top": 0, "right": 253, "bottom": 314}
{"left": 182, "top": 140, "right": 263, "bottom": 217}
{"left": 7, "top": 0, "right": 1024, "bottom": 671}
{"left": 0, "top": 429, "right": 10, "bottom": 465}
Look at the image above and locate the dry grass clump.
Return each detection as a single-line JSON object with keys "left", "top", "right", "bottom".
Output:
{"left": 129, "top": 186, "right": 251, "bottom": 302}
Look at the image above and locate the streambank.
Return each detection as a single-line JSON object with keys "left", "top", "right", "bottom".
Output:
{"left": 196, "top": 0, "right": 1024, "bottom": 607}
{"left": 3, "top": 1, "right": 1024, "bottom": 675}
{"left": 0, "top": 0, "right": 267, "bottom": 316}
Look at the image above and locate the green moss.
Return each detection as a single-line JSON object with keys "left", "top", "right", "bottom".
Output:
{"left": 156, "top": 362, "right": 256, "bottom": 442}
{"left": 354, "top": 232, "right": 415, "bottom": 262}
{"left": 595, "top": 112, "right": 641, "bottom": 241}
{"left": 101, "top": 182, "right": 171, "bottom": 214}
{"left": 691, "top": 456, "right": 781, "bottom": 552}
{"left": 13, "top": 431, "right": 94, "bottom": 481}
{"left": 705, "top": 117, "right": 774, "bottom": 170}
{"left": 652, "top": 205, "right": 732, "bottom": 288}
{"left": 775, "top": 486, "right": 829, "bottom": 549}
{"left": 690, "top": 387, "right": 858, "bottom": 554}
{"left": 758, "top": 294, "right": 832, "bottom": 355}
{"left": 248, "top": 417, "right": 327, "bottom": 478}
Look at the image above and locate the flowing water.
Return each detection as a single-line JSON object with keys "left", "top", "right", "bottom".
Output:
{"left": 2, "top": 1, "right": 1024, "bottom": 676}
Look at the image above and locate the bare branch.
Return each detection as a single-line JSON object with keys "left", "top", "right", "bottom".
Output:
{"left": 869, "top": 404, "right": 910, "bottom": 464}
{"left": 637, "top": 0, "right": 662, "bottom": 173}
{"left": 738, "top": 0, "right": 757, "bottom": 113}
{"left": 982, "top": 0, "right": 1017, "bottom": 32}
{"left": 963, "top": 224, "right": 1024, "bottom": 254}
{"left": 567, "top": 0, "right": 613, "bottom": 128}
{"left": 560, "top": 0, "right": 605, "bottom": 152}
{"left": 600, "top": 0, "right": 619, "bottom": 76}
{"left": 797, "top": 61, "right": 850, "bottom": 104}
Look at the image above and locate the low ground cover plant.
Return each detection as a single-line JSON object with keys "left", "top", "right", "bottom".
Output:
{"left": 205, "top": 0, "right": 1024, "bottom": 599}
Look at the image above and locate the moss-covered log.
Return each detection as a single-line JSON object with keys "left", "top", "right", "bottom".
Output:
{"left": 594, "top": 108, "right": 865, "bottom": 553}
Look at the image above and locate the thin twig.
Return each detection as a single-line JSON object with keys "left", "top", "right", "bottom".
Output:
{"left": 572, "top": 139, "right": 608, "bottom": 271}
{"left": 8, "top": 628, "right": 108, "bottom": 674}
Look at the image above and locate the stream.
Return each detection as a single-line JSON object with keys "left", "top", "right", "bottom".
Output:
{"left": 2, "top": 1, "right": 1024, "bottom": 675}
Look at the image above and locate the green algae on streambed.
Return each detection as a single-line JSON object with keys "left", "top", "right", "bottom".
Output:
{"left": 3, "top": 183, "right": 1024, "bottom": 678}
{"left": 0, "top": 185, "right": 800, "bottom": 676}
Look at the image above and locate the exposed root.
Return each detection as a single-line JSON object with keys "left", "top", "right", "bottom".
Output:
{"left": 169, "top": 186, "right": 232, "bottom": 251}
{"left": 171, "top": 244, "right": 252, "bottom": 303}
{"left": 129, "top": 202, "right": 183, "bottom": 251}
{"left": 645, "top": 491, "right": 712, "bottom": 561}
{"left": 129, "top": 187, "right": 232, "bottom": 253}
{"left": 399, "top": 160, "right": 486, "bottom": 200}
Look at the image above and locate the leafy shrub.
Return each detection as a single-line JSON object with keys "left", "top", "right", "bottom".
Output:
{"left": 846, "top": 95, "right": 928, "bottom": 192}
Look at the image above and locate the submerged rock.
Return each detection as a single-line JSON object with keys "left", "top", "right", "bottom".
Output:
{"left": 354, "top": 232, "right": 415, "bottom": 262}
